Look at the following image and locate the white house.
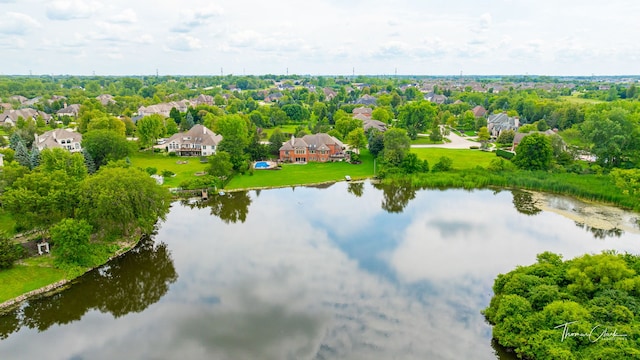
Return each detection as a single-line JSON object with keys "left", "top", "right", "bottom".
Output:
{"left": 165, "top": 124, "right": 222, "bottom": 156}
{"left": 34, "top": 128, "right": 83, "bottom": 153}
{"left": 0, "top": 153, "right": 4, "bottom": 167}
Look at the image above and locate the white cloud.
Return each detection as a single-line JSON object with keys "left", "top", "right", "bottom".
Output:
{"left": 109, "top": 9, "right": 138, "bottom": 24}
{"left": 0, "top": 12, "right": 41, "bottom": 35}
{"left": 46, "top": 0, "right": 103, "bottom": 20}
{"left": 165, "top": 35, "right": 203, "bottom": 52}
{"left": 171, "top": 5, "right": 224, "bottom": 33}
{"left": 479, "top": 12, "right": 492, "bottom": 31}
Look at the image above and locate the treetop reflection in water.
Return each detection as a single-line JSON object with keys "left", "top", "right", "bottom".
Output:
{"left": 0, "top": 237, "right": 177, "bottom": 340}
{"left": 1, "top": 182, "right": 639, "bottom": 359}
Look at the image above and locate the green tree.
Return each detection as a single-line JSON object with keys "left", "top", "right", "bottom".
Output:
{"left": 137, "top": 114, "right": 165, "bottom": 148}
{"left": 0, "top": 234, "right": 19, "bottom": 269}
{"left": 207, "top": 151, "right": 233, "bottom": 181}
{"left": 513, "top": 133, "right": 553, "bottom": 170}
{"left": 82, "top": 149, "right": 96, "bottom": 174}
{"left": 397, "top": 101, "right": 438, "bottom": 139}
{"left": 82, "top": 130, "right": 131, "bottom": 169}
{"left": 39, "top": 148, "right": 88, "bottom": 180}
{"left": 165, "top": 118, "right": 179, "bottom": 136}
{"left": 215, "top": 115, "right": 250, "bottom": 171}
{"left": 432, "top": 156, "right": 453, "bottom": 172}
{"left": 372, "top": 107, "right": 394, "bottom": 123}
{"left": 334, "top": 116, "right": 361, "bottom": 140}
{"left": 2, "top": 171, "right": 80, "bottom": 231}
{"left": 29, "top": 145, "right": 40, "bottom": 170}
{"left": 496, "top": 129, "right": 515, "bottom": 145}
{"left": 78, "top": 167, "right": 171, "bottom": 237}
{"left": 180, "top": 112, "right": 195, "bottom": 131}
{"left": 368, "top": 130, "right": 385, "bottom": 158}
{"left": 13, "top": 141, "right": 30, "bottom": 168}
{"left": 86, "top": 116, "right": 126, "bottom": 136}
{"left": 477, "top": 126, "right": 491, "bottom": 149}
{"left": 429, "top": 120, "right": 443, "bottom": 142}
{"left": 346, "top": 127, "right": 367, "bottom": 154}
{"left": 268, "top": 129, "right": 287, "bottom": 156}
{"left": 382, "top": 128, "right": 411, "bottom": 166}
{"left": 50, "top": 218, "right": 93, "bottom": 266}
{"left": 281, "top": 103, "right": 309, "bottom": 122}
{"left": 580, "top": 108, "right": 639, "bottom": 168}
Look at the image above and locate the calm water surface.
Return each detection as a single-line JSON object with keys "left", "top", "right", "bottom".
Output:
{"left": 1, "top": 182, "right": 640, "bottom": 360}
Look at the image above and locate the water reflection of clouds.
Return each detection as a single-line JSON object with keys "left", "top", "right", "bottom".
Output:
{"left": 3, "top": 184, "right": 640, "bottom": 360}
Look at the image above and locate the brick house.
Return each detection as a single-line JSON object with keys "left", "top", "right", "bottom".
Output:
{"left": 279, "top": 133, "right": 346, "bottom": 163}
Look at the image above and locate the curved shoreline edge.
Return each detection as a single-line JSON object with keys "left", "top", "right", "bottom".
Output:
{"left": 0, "top": 235, "right": 141, "bottom": 312}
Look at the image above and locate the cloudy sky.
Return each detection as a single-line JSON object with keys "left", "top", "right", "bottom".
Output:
{"left": 1, "top": 0, "right": 639, "bottom": 76}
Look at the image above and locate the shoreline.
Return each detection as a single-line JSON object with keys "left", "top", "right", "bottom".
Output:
{"left": 0, "top": 235, "right": 142, "bottom": 311}
{"left": 2, "top": 177, "right": 638, "bottom": 311}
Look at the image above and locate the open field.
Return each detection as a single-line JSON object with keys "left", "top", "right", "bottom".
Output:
{"left": 226, "top": 150, "right": 375, "bottom": 189}
{"left": 411, "top": 148, "right": 495, "bottom": 169}
{"left": 0, "top": 256, "right": 66, "bottom": 303}
{"left": 260, "top": 124, "right": 300, "bottom": 139}
{"left": 410, "top": 135, "right": 444, "bottom": 145}
{"left": 560, "top": 95, "right": 604, "bottom": 104}
{"left": 128, "top": 151, "right": 208, "bottom": 188}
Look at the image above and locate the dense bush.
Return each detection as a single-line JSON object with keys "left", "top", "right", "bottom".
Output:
{"left": 0, "top": 234, "right": 19, "bottom": 269}
{"left": 484, "top": 252, "right": 640, "bottom": 359}
{"left": 496, "top": 149, "right": 515, "bottom": 160}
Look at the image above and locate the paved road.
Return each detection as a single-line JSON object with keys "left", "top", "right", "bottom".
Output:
{"left": 411, "top": 129, "right": 481, "bottom": 149}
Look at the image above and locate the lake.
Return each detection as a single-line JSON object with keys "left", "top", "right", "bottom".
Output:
{"left": 1, "top": 181, "right": 640, "bottom": 359}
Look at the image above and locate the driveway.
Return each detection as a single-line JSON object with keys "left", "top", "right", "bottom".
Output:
{"left": 411, "top": 129, "right": 480, "bottom": 149}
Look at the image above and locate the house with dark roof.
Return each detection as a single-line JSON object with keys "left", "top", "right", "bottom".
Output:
{"left": 279, "top": 133, "right": 346, "bottom": 163}
{"left": 165, "top": 124, "right": 222, "bottom": 156}
{"left": 487, "top": 113, "right": 519, "bottom": 137}
{"left": 355, "top": 94, "right": 377, "bottom": 106}
{"left": 34, "top": 128, "right": 83, "bottom": 153}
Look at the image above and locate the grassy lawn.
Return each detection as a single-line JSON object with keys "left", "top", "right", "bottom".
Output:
{"left": 560, "top": 95, "right": 604, "bottom": 104}
{"left": 226, "top": 150, "right": 375, "bottom": 189}
{"left": 260, "top": 124, "right": 300, "bottom": 139}
{"left": 0, "top": 209, "right": 16, "bottom": 235}
{"left": 411, "top": 135, "right": 445, "bottom": 145}
{"left": 128, "top": 151, "right": 209, "bottom": 188}
{"left": 0, "top": 256, "right": 67, "bottom": 303}
{"left": 411, "top": 148, "right": 495, "bottom": 170}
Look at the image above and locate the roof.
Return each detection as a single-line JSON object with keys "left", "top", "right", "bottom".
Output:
{"left": 362, "top": 119, "right": 388, "bottom": 132}
{"left": 279, "top": 133, "right": 344, "bottom": 151}
{"left": 353, "top": 107, "right": 373, "bottom": 115}
{"left": 96, "top": 94, "right": 116, "bottom": 105}
{"left": 56, "top": 104, "right": 81, "bottom": 116}
{"left": 166, "top": 124, "right": 222, "bottom": 147}
{"left": 1, "top": 108, "right": 52, "bottom": 123}
{"left": 472, "top": 105, "right": 487, "bottom": 117}
{"left": 35, "top": 128, "right": 83, "bottom": 150}
{"left": 355, "top": 94, "right": 377, "bottom": 105}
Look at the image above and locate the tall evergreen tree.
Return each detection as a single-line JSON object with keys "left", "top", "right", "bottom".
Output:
{"left": 14, "top": 141, "right": 30, "bottom": 168}
{"left": 30, "top": 144, "right": 40, "bottom": 169}
{"left": 9, "top": 133, "right": 22, "bottom": 150}
{"left": 82, "top": 149, "right": 96, "bottom": 174}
